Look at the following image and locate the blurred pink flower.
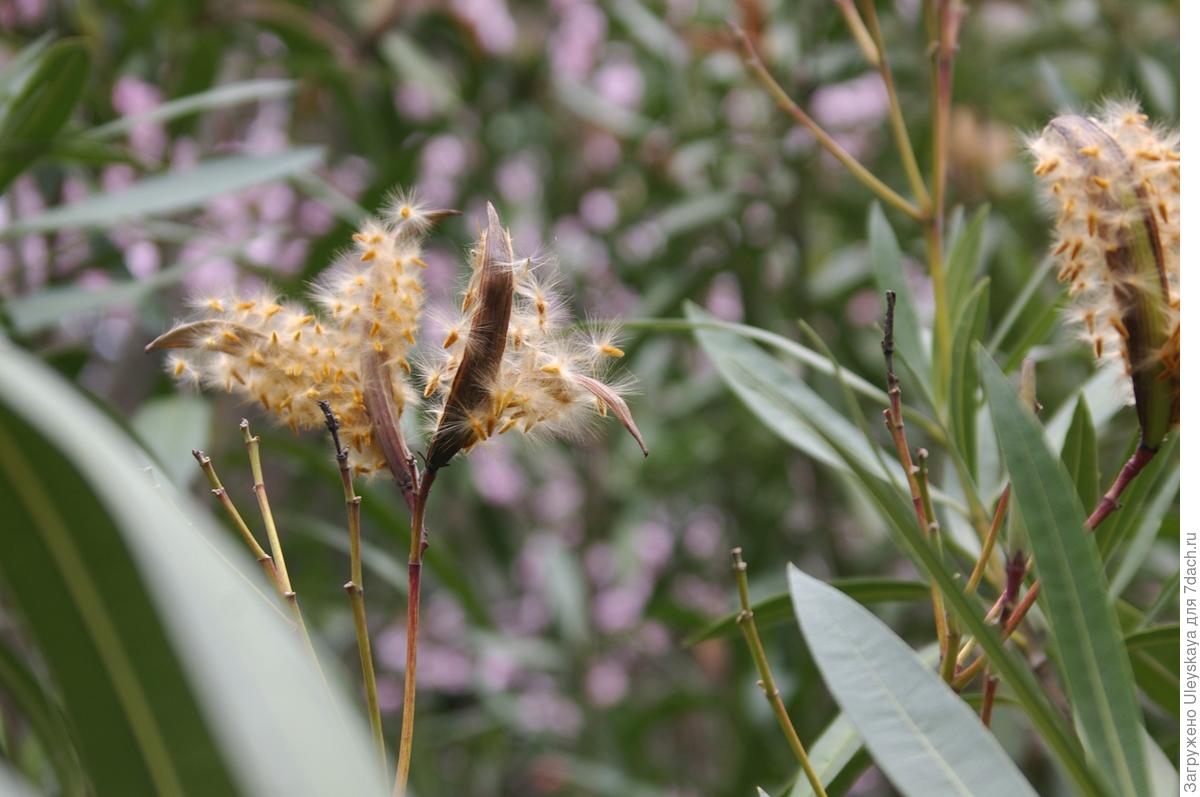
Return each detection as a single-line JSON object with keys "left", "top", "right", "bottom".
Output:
{"left": 592, "top": 582, "right": 649, "bottom": 633}
{"left": 593, "top": 57, "right": 644, "bottom": 110}
{"left": 811, "top": 73, "right": 888, "bottom": 130}
{"left": 496, "top": 153, "right": 542, "bottom": 204}
{"left": 112, "top": 75, "right": 166, "bottom": 161}
{"left": 418, "top": 645, "right": 473, "bottom": 693}
{"left": 479, "top": 648, "right": 520, "bottom": 692}
{"left": 635, "top": 520, "right": 674, "bottom": 572}
{"left": 585, "top": 658, "right": 630, "bottom": 707}
{"left": 580, "top": 188, "right": 619, "bottom": 231}
{"left": 683, "top": 508, "right": 723, "bottom": 559}
{"left": 584, "top": 542, "right": 617, "bottom": 586}
{"left": 516, "top": 688, "right": 583, "bottom": 738}
{"left": 582, "top": 132, "right": 621, "bottom": 172}
{"left": 705, "top": 272, "right": 743, "bottom": 322}
{"left": 470, "top": 441, "right": 527, "bottom": 506}
{"left": 124, "top": 239, "right": 160, "bottom": 278}
{"left": 549, "top": 1, "right": 607, "bottom": 81}
{"left": 452, "top": 0, "right": 517, "bottom": 55}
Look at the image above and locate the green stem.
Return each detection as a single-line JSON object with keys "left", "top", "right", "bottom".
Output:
{"left": 731, "top": 24, "right": 924, "bottom": 222}
{"left": 732, "top": 549, "right": 828, "bottom": 797}
{"left": 320, "top": 402, "right": 387, "bottom": 773}
{"left": 861, "top": 0, "right": 930, "bottom": 211}
{"left": 240, "top": 419, "right": 321, "bottom": 669}
{"left": 192, "top": 449, "right": 279, "bottom": 588}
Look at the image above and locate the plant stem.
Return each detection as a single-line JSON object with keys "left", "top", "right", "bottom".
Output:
{"left": 730, "top": 24, "right": 924, "bottom": 222}
{"left": 881, "top": 292, "right": 950, "bottom": 657}
{"left": 861, "top": 0, "right": 930, "bottom": 211}
{"left": 731, "top": 549, "right": 828, "bottom": 797}
{"left": 192, "top": 448, "right": 279, "bottom": 588}
{"left": 240, "top": 419, "right": 320, "bottom": 667}
{"left": 925, "top": 1, "right": 962, "bottom": 392}
{"left": 952, "top": 444, "right": 1159, "bottom": 688}
{"left": 980, "top": 671, "right": 998, "bottom": 727}
{"left": 964, "top": 483, "right": 1009, "bottom": 595}
{"left": 320, "top": 402, "right": 386, "bottom": 774}
{"left": 394, "top": 467, "right": 436, "bottom": 797}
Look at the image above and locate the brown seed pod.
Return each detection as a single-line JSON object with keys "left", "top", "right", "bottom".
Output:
{"left": 144, "top": 320, "right": 264, "bottom": 354}
{"left": 1039, "top": 114, "right": 1175, "bottom": 448}
{"left": 425, "top": 203, "right": 515, "bottom": 470}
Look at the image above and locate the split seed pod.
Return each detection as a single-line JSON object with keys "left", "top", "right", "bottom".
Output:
{"left": 1029, "top": 105, "right": 1179, "bottom": 449}
{"left": 425, "top": 203, "right": 515, "bottom": 470}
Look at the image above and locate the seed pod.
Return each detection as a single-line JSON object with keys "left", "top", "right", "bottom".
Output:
{"left": 1031, "top": 111, "right": 1177, "bottom": 449}
{"left": 575, "top": 374, "right": 648, "bottom": 456}
{"left": 145, "top": 320, "right": 264, "bottom": 354}
{"left": 426, "top": 203, "right": 514, "bottom": 470}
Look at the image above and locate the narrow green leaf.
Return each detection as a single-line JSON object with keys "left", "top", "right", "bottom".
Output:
{"left": 1060, "top": 397, "right": 1100, "bottom": 512}
{"left": 687, "top": 304, "right": 961, "bottom": 511}
{"left": 782, "top": 714, "right": 861, "bottom": 797}
{"left": 979, "top": 350, "right": 1149, "bottom": 796}
{"left": 0, "top": 39, "right": 90, "bottom": 192}
{"left": 1109, "top": 469, "right": 1178, "bottom": 596}
{"left": 1125, "top": 625, "right": 1179, "bottom": 720}
{"left": 0, "top": 32, "right": 54, "bottom": 103}
{"left": 3, "top": 148, "right": 324, "bottom": 235}
{"left": 686, "top": 578, "right": 930, "bottom": 645}
{"left": 945, "top": 205, "right": 989, "bottom": 313}
{"left": 1045, "top": 367, "right": 1129, "bottom": 450}
{"left": 130, "top": 395, "right": 212, "bottom": 487}
{"left": 948, "top": 279, "right": 989, "bottom": 478}
{"left": 4, "top": 237, "right": 249, "bottom": 335}
{"left": 987, "top": 256, "right": 1054, "bottom": 353}
{"left": 788, "top": 566, "right": 1037, "bottom": 797}
{"left": 867, "top": 203, "right": 931, "bottom": 399}
{"left": 86, "top": 79, "right": 295, "bottom": 140}
{"left": 766, "top": 388, "right": 1104, "bottom": 796}
{"left": 0, "top": 340, "right": 386, "bottom": 796}
{"left": 0, "top": 638, "right": 86, "bottom": 794}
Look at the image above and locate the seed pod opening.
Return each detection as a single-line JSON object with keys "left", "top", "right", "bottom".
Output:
{"left": 1029, "top": 105, "right": 1179, "bottom": 449}
{"left": 425, "top": 203, "right": 515, "bottom": 470}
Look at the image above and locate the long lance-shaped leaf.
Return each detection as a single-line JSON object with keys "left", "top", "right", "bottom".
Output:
{"left": 693, "top": 323, "right": 1106, "bottom": 797}
{"left": 979, "top": 349, "right": 1149, "bottom": 796}
{"left": 789, "top": 566, "right": 1037, "bottom": 797}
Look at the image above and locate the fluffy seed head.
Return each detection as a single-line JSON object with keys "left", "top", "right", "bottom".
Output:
{"left": 1028, "top": 101, "right": 1179, "bottom": 446}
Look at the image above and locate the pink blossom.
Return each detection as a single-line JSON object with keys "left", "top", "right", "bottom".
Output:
{"left": 585, "top": 658, "right": 630, "bottom": 706}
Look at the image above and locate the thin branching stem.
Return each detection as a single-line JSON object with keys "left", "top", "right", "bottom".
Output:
{"left": 240, "top": 419, "right": 320, "bottom": 668}
{"left": 952, "top": 445, "right": 1159, "bottom": 688}
{"left": 964, "top": 483, "right": 1010, "bottom": 595}
{"left": 860, "top": 0, "right": 930, "bottom": 211}
{"left": 731, "top": 549, "right": 828, "bottom": 797}
{"left": 320, "top": 401, "right": 386, "bottom": 773}
{"left": 192, "top": 448, "right": 279, "bottom": 588}
{"left": 923, "top": 1, "right": 962, "bottom": 390}
{"left": 730, "top": 23, "right": 924, "bottom": 222}
{"left": 881, "top": 292, "right": 951, "bottom": 660}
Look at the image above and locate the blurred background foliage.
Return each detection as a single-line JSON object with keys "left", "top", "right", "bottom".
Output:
{"left": 0, "top": 0, "right": 1179, "bottom": 795}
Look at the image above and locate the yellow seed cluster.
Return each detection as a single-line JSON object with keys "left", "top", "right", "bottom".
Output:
{"left": 154, "top": 192, "right": 640, "bottom": 471}
{"left": 160, "top": 194, "right": 432, "bottom": 473}
{"left": 423, "top": 240, "right": 628, "bottom": 454}
{"left": 1028, "top": 101, "right": 1179, "bottom": 373}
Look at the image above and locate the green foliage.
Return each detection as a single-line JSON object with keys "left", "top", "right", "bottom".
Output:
{"left": 0, "top": 2, "right": 1179, "bottom": 795}
{"left": 0, "top": 341, "right": 386, "bottom": 796}
{"left": 788, "top": 566, "right": 1036, "bottom": 797}
{"left": 980, "top": 352, "right": 1149, "bottom": 796}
